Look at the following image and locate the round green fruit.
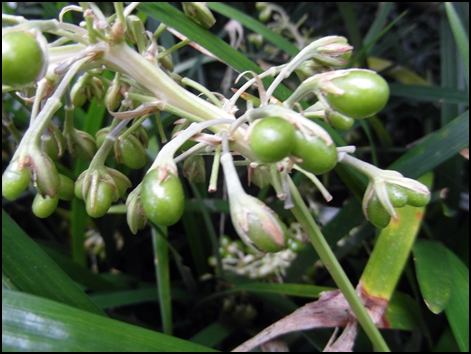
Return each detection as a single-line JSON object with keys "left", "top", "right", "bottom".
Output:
{"left": 86, "top": 182, "right": 114, "bottom": 218}
{"left": 249, "top": 117, "right": 295, "bottom": 163}
{"left": 291, "top": 130, "right": 337, "bottom": 175}
{"left": 405, "top": 188, "right": 431, "bottom": 207}
{"left": 141, "top": 170, "right": 185, "bottom": 226}
{"left": 116, "top": 134, "right": 147, "bottom": 170}
{"left": 386, "top": 183, "right": 408, "bottom": 208}
{"left": 2, "top": 161, "right": 31, "bottom": 200}
{"left": 325, "top": 69, "right": 389, "bottom": 119}
{"left": 2, "top": 31, "right": 44, "bottom": 87}
{"left": 32, "top": 194, "right": 59, "bottom": 218}
{"left": 367, "top": 194, "right": 391, "bottom": 228}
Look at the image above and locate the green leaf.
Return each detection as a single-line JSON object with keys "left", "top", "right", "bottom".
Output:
{"left": 2, "top": 289, "right": 217, "bottom": 352}
{"left": 389, "top": 83, "right": 469, "bottom": 104}
{"left": 206, "top": 2, "right": 299, "bottom": 56}
{"left": 445, "top": 2, "right": 469, "bottom": 89}
{"left": 444, "top": 248, "right": 469, "bottom": 352}
{"left": 227, "top": 281, "right": 333, "bottom": 298}
{"left": 2, "top": 210, "right": 103, "bottom": 316}
{"left": 413, "top": 240, "right": 452, "bottom": 314}
{"left": 389, "top": 110, "right": 469, "bottom": 179}
{"left": 361, "top": 172, "right": 434, "bottom": 299}
{"left": 385, "top": 291, "right": 422, "bottom": 331}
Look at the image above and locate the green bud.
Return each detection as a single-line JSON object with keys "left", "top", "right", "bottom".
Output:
{"left": 29, "top": 151, "right": 60, "bottom": 198}
{"left": 158, "top": 46, "right": 174, "bottom": 72}
{"left": 66, "top": 129, "right": 97, "bottom": 161}
{"left": 115, "top": 134, "right": 147, "bottom": 170}
{"left": 126, "top": 186, "right": 147, "bottom": 234}
{"left": 41, "top": 124, "right": 66, "bottom": 161}
{"left": 182, "top": 2, "right": 216, "bottom": 29}
{"left": 183, "top": 154, "right": 206, "bottom": 184}
{"left": 57, "top": 174, "right": 75, "bottom": 201}
{"left": 105, "top": 167, "right": 132, "bottom": 201}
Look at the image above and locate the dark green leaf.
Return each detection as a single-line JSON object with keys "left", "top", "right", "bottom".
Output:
{"left": 445, "top": 248, "right": 469, "bottom": 352}
{"left": 2, "top": 289, "right": 217, "bottom": 352}
{"left": 2, "top": 210, "right": 103, "bottom": 316}
{"left": 413, "top": 240, "right": 452, "bottom": 314}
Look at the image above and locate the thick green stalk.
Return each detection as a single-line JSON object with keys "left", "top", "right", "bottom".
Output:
{"left": 288, "top": 177, "right": 390, "bottom": 352}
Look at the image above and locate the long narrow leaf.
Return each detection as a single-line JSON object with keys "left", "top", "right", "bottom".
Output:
{"left": 2, "top": 289, "right": 216, "bottom": 352}
{"left": 138, "top": 2, "right": 292, "bottom": 101}
{"left": 445, "top": 2, "right": 469, "bottom": 89}
{"left": 207, "top": 2, "right": 299, "bottom": 56}
{"left": 2, "top": 210, "right": 104, "bottom": 316}
{"left": 444, "top": 248, "right": 469, "bottom": 352}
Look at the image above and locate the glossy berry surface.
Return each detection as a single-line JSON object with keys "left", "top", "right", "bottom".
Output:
{"left": 2, "top": 31, "right": 43, "bottom": 86}
{"left": 249, "top": 117, "right": 295, "bottom": 163}
{"left": 291, "top": 130, "right": 337, "bottom": 175}
{"left": 325, "top": 69, "right": 389, "bottom": 119}
{"left": 367, "top": 194, "right": 391, "bottom": 228}
{"left": 141, "top": 170, "right": 185, "bottom": 226}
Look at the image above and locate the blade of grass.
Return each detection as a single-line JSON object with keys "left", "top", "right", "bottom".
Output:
{"left": 138, "top": 2, "right": 292, "bottom": 101}
{"left": 2, "top": 289, "right": 216, "bottom": 352}
{"left": 151, "top": 226, "right": 172, "bottom": 335}
{"left": 444, "top": 247, "right": 469, "bottom": 352}
{"left": 363, "top": 2, "right": 394, "bottom": 49}
{"left": 206, "top": 2, "right": 299, "bottom": 56}
{"left": 389, "top": 84, "right": 468, "bottom": 104}
{"left": 337, "top": 2, "right": 366, "bottom": 67}
{"left": 389, "top": 110, "right": 469, "bottom": 178}
{"left": 2, "top": 210, "right": 104, "bottom": 316}
{"left": 445, "top": 2, "right": 469, "bottom": 89}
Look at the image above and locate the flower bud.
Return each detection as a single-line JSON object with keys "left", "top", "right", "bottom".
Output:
{"left": 183, "top": 154, "right": 206, "bottom": 184}
{"left": 126, "top": 186, "right": 147, "bottom": 234}
{"left": 132, "top": 125, "right": 149, "bottom": 149}
{"left": 66, "top": 129, "right": 97, "bottom": 161}
{"left": 57, "top": 174, "right": 75, "bottom": 201}
{"left": 86, "top": 180, "right": 114, "bottom": 218}
{"left": 115, "top": 134, "right": 147, "bottom": 170}
{"left": 29, "top": 151, "right": 60, "bottom": 198}
{"left": 230, "top": 194, "right": 287, "bottom": 253}
{"left": 105, "top": 167, "right": 132, "bottom": 201}
{"left": 158, "top": 46, "right": 174, "bottom": 72}
{"left": 40, "top": 124, "right": 66, "bottom": 161}
{"left": 182, "top": 2, "right": 216, "bottom": 29}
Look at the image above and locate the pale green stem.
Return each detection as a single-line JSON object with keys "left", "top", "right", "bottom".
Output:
{"left": 208, "top": 146, "right": 222, "bottom": 193}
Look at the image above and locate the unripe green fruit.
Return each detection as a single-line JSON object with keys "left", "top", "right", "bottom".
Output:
{"left": 86, "top": 182, "right": 114, "bottom": 218}
{"left": 367, "top": 194, "right": 391, "bottom": 228}
{"left": 32, "top": 194, "right": 59, "bottom": 218}
{"left": 2, "top": 31, "right": 44, "bottom": 86}
{"left": 141, "top": 170, "right": 185, "bottom": 226}
{"left": 386, "top": 183, "right": 408, "bottom": 208}
{"left": 325, "top": 69, "right": 389, "bottom": 119}
{"left": 116, "top": 134, "right": 147, "bottom": 170}
{"left": 291, "top": 130, "right": 337, "bottom": 175}
{"left": 249, "top": 117, "right": 295, "bottom": 163}
{"left": 2, "top": 161, "right": 31, "bottom": 200}
{"left": 405, "top": 188, "right": 431, "bottom": 207}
